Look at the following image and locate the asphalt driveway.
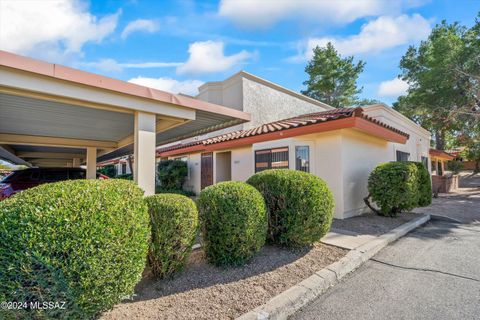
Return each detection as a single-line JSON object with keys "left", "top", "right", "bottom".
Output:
{"left": 292, "top": 173, "right": 480, "bottom": 320}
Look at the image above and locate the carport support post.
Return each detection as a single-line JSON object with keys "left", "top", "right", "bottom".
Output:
{"left": 133, "top": 111, "right": 156, "bottom": 196}
{"left": 86, "top": 147, "right": 97, "bottom": 179}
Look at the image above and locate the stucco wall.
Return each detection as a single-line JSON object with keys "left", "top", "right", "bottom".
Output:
{"left": 231, "top": 147, "right": 254, "bottom": 182}
{"left": 215, "top": 151, "right": 232, "bottom": 183}
{"left": 242, "top": 77, "right": 329, "bottom": 129}
{"left": 363, "top": 105, "right": 431, "bottom": 171}
{"left": 184, "top": 153, "right": 201, "bottom": 195}
{"left": 340, "top": 129, "right": 390, "bottom": 218}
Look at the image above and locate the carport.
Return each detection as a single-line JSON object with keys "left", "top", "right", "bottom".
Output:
{"left": 0, "top": 51, "right": 250, "bottom": 195}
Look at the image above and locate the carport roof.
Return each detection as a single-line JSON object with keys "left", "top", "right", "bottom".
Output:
{"left": 0, "top": 51, "right": 250, "bottom": 166}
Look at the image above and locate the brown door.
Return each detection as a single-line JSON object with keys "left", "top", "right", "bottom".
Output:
{"left": 201, "top": 152, "right": 213, "bottom": 189}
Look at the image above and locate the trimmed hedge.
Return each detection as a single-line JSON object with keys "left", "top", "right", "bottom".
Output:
{"left": 0, "top": 179, "right": 149, "bottom": 319}
{"left": 145, "top": 194, "right": 198, "bottom": 278}
{"left": 157, "top": 160, "right": 188, "bottom": 190}
{"left": 198, "top": 181, "right": 267, "bottom": 266}
{"left": 247, "top": 169, "right": 335, "bottom": 247}
{"left": 410, "top": 161, "right": 432, "bottom": 207}
{"left": 367, "top": 162, "right": 420, "bottom": 216}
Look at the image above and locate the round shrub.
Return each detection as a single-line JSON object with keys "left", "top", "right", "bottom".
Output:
{"left": 0, "top": 179, "right": 149, "bottom": 319}
{"left": 198, "top": 181, "right": 267, "bottom": 266}
{"left": 367, "top": 162, "right": 419, "bottom": 216}
{"left": 247, "top": 169, "right": 335, "bottom": 247}
{"left": 145, "top": 194, "right": 198, "bottom": 278}
{"left": 410, "top": 161, "right": 432, "bottom": 207}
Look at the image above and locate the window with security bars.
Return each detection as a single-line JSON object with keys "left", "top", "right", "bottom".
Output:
{"left": 255, "top": 147, "right": 289, "bottom": 172}
{"left": 295, "top": 146, "right": 310, "bottom": 172}
{"left": 396, "top": 150, "right": 410, "bottom": 162}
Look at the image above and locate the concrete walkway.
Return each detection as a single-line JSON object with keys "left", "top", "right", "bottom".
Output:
{"left": 293, "top": 173, "right": 480, "bottom": 320}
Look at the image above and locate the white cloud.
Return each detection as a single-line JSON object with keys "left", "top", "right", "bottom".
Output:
{"left": 177, "top": 41, "right": 254, "bottom": 75}
{"left": 378, "top": 78, "right": 409, "bottom": 97}
{"left": 79, "top": 59, "right": 182, "bottom": 72}
{"left": 128, "top": 77, "right": 204, "bottom": 96}
{"left": 0, "top": 0, "right": 120, "bottom": 61}
{"left": 218, "top": 0, "right": 425, "bottom": 28}
{"left": 296, "top": 14, "right": 431, "bottom": 60}
{"left": 121, "top": 19, "right": 159, "bottom": 40}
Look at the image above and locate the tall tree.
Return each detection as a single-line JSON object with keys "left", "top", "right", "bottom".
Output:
{"left": 302, "top": 43, "right": 365, "bottom": 108}
{"left": 394, "top": 15, "right": 480, "bottom": 150}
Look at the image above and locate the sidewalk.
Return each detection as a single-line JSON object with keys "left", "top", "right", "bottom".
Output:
{"left": 322, "top": 212, "right": 422, "bottom": 250}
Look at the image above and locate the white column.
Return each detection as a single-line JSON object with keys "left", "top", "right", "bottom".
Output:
{"left": 86, "top": 147, "right": 97, "bottom": 179}
{"left": 435, "top": 160, "right": 439, "bottom": 175}
{"left": 72, "top": 158, "right": 81, "bottom": 167}
{"left": 134, "top": 111, "right": 156, "bottom": 196}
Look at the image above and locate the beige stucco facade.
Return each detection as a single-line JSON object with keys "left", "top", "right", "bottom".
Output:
{"left": 167, "top": 104, "right": 431, "bottom": 219}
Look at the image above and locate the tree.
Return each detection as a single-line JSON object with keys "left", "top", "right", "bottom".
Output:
{"left": 302, "top": 42, "right": 366, "bottom": 108}
{"left": 463, "top": 142, "right": 480, "bottom": 172}
{"left": 394, "top": 15, "right": 480, "bottom": 150}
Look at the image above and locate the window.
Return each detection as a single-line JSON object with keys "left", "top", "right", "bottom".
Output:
{"left": 121, "top": 163, "right": 127, "bottom": 175}
{"left": 421, "top": 156, "right": 428, "bottom": 168}
{"left": 396, "top": 150, "right": 410, "bottom": 162}
{"left": 43, "top": 169, "right": 68, "bottom": 181}
{"left": 295, "top": 146, "right": 310, "bottom": 172}
{"left": 255, "top": 147, "right": 289, "bottom": 172}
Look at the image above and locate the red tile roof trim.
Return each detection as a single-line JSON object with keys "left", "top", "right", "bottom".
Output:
{"left": 157, "top": 107, "right": 409, "bottom": 157}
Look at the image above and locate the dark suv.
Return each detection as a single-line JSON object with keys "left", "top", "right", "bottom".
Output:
{"left": 0, "top": 168, "right": 108, "bottom": 201}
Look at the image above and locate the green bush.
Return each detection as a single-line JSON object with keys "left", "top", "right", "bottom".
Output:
{"left": 447, "top": 160, "right": 463, "bottom": 174}
{"left": 367, "top": 162, "right": 420, "bottom": 216}
{"left": 247, "top": 169, "right": 335, "bottom": 247}
{"left": 117, "top": 173, "right": 133, "bottom": 180}
{"left": 155, "top": 186, "right": 195, "bottom": 197}
{"left": 157, "top": 160, "right": 188, "bottom": 189}
{"left": 145, "top": 194, "right": 198, "bottom": 278}
{"left": 410, "top": 161, "right": 432, "bottom": 207}
{"left": 97, "top": 164, "right": 116, "bottom": 178}
{"left": 0, "top": 179, "right": 149, "bottom": 319}
{"left": 198, "top": 181, "right": 267, "bottom": 266}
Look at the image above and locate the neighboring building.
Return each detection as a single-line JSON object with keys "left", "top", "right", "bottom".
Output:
{"left": 157, "top": 72, "right": 431, "bottom": 219}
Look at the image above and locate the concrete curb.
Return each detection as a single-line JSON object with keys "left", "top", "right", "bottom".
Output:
{"left": 236, "top": 214, "right": 431, "bottom": 320}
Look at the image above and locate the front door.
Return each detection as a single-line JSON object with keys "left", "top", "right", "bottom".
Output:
{"left": 201, "top": 152, "right": 213, "bottom": 189}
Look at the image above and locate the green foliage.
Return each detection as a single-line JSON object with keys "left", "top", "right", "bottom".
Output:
{"left": 247, "top": 169, "right": 335, "bottom": 247}
{"left": 157, "top": 160, "right": 188, "bottom": 189}
{"left": 97, "top": 164, "right": 116, "bottom": 178}
{"left": 447, "top": 160, "right": 464, "bottom": 174}
{"left": 117, "top": 173, "right": 133, "bottom": 180}
{"left": 155, "top": 186, "right": 195, "bottom": 197}
{"left": 145, "top": 194, "right": 198, "bottom": 278}
{"left": 368, "top": 162, "right": 421, "bottom": 216}
{"left": 302, "top": 42, "right": 366, "bottom": 108}
{"left": 463, "top": 142, "right": 480, "bottom": 172}
{"left": 0, "top": 179, "right": 149, "bottom": 319}
{"left": 410, "top": 161, "right": 433, "bottom": 207}
{"left": 394, "top": 15, "right": 480, "bottom": 149}
{"left": 198, "top": 181, "right": 267, "bottom": 266}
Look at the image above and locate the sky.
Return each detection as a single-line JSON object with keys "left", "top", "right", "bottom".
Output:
{"left": 0, "top": 0, "right": 479, "bottom": 105}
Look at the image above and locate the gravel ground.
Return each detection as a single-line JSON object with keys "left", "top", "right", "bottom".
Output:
{"left": 101, "top": 244, "right": 346, "bottom": 320}
{"left": 332, "top": 211, "right": 421, "bottom": 236}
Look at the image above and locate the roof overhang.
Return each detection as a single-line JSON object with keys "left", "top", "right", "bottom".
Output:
{"left": 429, "top": 148, "right": 454, "bottom": 161}
{"left": 0, "top": 51, "right": 250, "bottom": 166}
{"left": 159, "top": 116, "right": 409, "bottom": 157}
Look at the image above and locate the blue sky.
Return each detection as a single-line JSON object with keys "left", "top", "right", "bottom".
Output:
{"left": 1, "top": 0, "right": 478, "bottom": 105}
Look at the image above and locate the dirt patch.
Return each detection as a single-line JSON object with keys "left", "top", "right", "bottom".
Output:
{"left": 101, "top": 243, "right": 346, "bottom": 320}
{"left": 332, "top": 212, "right": 422, "bottom": 236}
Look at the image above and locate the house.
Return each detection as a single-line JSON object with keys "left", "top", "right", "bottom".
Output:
{"left": 157, "top": 72, "right": 431, "bottom": 219}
